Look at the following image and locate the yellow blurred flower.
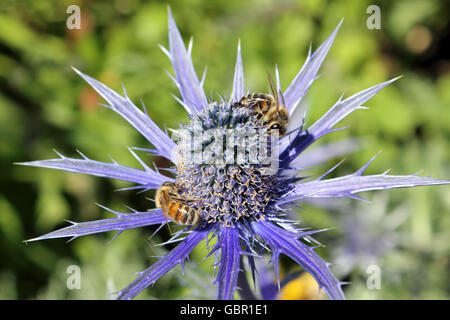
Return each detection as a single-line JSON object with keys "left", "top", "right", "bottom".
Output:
{"left": 277, "top": 273, "right": 323, "bottom": 300}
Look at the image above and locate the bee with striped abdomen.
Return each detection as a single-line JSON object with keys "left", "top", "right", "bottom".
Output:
{"left": 155, "top": 182, "right": 203, "bottom": 227}
{"left": 233, "top": 74, "right": 289, "bottom": 137}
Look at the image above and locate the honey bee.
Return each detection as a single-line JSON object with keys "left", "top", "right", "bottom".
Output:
{"left": 155, "top": 182, "right": 203, "bottom": 227}
{"left": 233, "top": 74, "right": 289, "bottom": 136}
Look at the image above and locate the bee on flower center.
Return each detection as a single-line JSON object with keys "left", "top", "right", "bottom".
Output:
{"left": 155, "top": 182, "right": 203, "bottom": 227}
{"left": 233, "top": 74, "right": 289, "bottom": 137}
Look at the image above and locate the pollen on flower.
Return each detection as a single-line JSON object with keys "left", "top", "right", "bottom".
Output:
{"left": 174, "top": 102, "right": 282, "bottom": 226}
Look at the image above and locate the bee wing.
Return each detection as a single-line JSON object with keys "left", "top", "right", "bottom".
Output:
{"left": 167, "top": 189, "right": 199, "bottom": 204}
{"left": 171, "top": 196, "right": 198, "bottom": 205}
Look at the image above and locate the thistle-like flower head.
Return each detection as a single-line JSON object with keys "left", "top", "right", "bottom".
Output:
{"left": 19, "top": 9, "right": 449, "bottom": 300}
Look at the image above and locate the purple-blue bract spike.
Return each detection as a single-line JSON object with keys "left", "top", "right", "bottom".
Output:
{"left": 116, "top": 227, "right": 210, "bottom": 300}
{"left": 231, "top": 40, "right": 244, "bottom": 103}
{"left": 252, "top": 220, "right": 345, "bottom": 300}
{"left": 167, "top": 8, "right": 208, "bottom": 114}
{"left": 308, "top": 78, "right": 400, "bottom": 139}
{"left": 72, "top": 68, "right": 177, "bottom": 162}
{"left": 17, "top": 155, "right": 170, "bottom": 188}
{"left": 25, "top": 208, "right": 166, "bottom": 242}
{"left": 281, "top": 169, "right": 450, "bottom": 203}
{"left": 280, "top": 77, "right": 399, "bottom": 167}
{"left": 216, "top": 226, "right": 241, "bottom": 300}
{"left": 283, "top": 20, "right": 342, "bottom": 113}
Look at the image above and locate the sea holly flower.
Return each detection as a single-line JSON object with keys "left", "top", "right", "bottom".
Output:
{"left": 19, "top": 9, "right": 449, "bottom": 300}
{"left": 331, "top": 193, "right": 409, "bottom": 277}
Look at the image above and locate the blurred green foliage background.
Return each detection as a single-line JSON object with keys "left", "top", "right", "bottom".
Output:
{"left": 0, "top": 0, "right": 449, "bottom": 299}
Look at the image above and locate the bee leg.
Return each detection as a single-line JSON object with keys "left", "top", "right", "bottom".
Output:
{"left": 162, "top": 212, "right": 173, "bottom": 235}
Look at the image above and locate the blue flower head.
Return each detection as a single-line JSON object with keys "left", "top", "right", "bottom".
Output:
{"left": 19, "top": 9, "right": 449, "bottom": 300}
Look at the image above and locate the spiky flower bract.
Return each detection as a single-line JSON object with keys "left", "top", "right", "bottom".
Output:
{"left": 19, "top": 9, "right": 450, "bottom": 300}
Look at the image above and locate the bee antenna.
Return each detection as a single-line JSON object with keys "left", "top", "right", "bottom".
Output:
{"left": 267, "top": 71, "right": 278, "bottom": 103}
{"left": 278, "top": 89, "right": 286, "bottom": 112}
